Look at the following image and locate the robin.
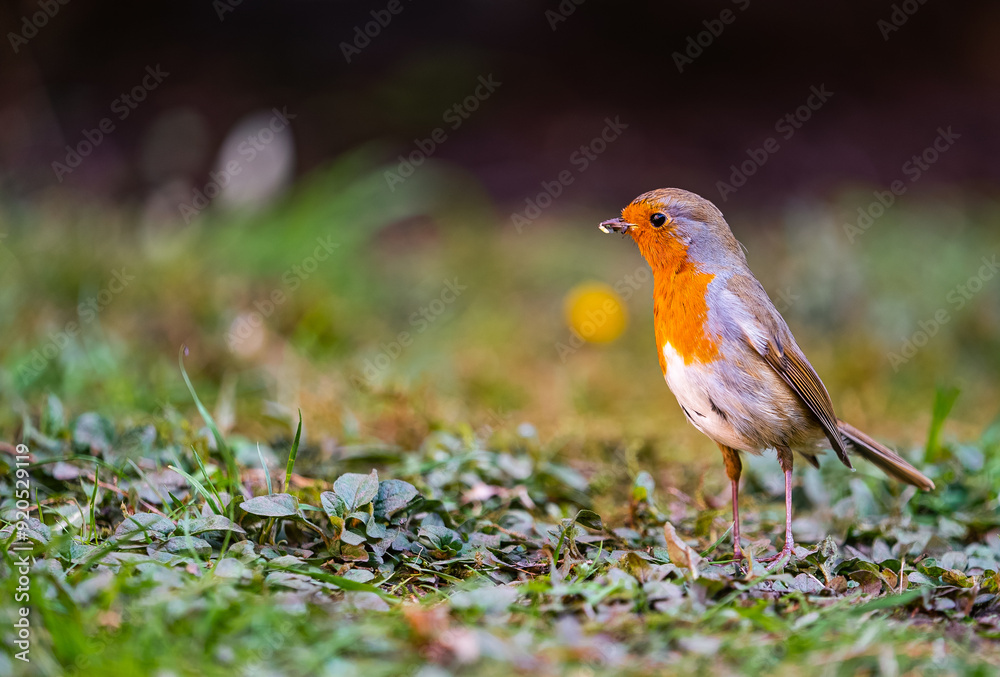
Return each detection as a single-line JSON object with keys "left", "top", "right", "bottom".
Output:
{"left": 599, "top": 187, "right": 934, "bottom": 567}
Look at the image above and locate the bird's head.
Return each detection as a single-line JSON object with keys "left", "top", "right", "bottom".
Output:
{"left": 599, "top": 188, "right": 744, "bottom": 269}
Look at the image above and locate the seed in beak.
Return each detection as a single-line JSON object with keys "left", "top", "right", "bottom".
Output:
{"left": 598, "top": 218, "right": 633, "bottom": 234}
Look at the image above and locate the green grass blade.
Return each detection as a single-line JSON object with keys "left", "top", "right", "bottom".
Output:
{"left": 271, "top": 565, "right": 398, "bottom": 603}
{"left": 925, "top": 386, "right": 960, "bottom": 462}
{"left": 853, "top": 589, "right": 923, "bottom": 612}
{"left": 88, "top": 468, "right": 100, "bottom": 543}
{"left": 284, "top": 409, "right": 303, "bottom": 492}
{"left": 178, "top": 345, "right": 240, "bottom": 507}
{"left": 167, "top": 464, "right": 224, "bottom": 515}
{"left": 701, "top": 523, "right": 734, "bottom": 559}
{"left": 257, "top": 442, "right": 273, "bottom": 495}
{"left": 189, "top": 445, "right": 225, "bottom": 512}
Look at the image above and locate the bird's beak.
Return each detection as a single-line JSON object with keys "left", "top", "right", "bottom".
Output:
{"left": 598, "top": 218, "right": 635, "bottom": 234}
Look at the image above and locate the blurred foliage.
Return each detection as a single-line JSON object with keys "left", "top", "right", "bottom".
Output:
{"left": 3, "top": 385, "right": 1000, "bottom": 675}
{"left": 1, "top": 162, "right": 997, "bottom": 466}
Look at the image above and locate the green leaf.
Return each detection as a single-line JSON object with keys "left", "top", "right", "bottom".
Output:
{"left": 42, "top": 393, "right": 65, "bottom": 437}
{"left": 0, "top": 517, "right": 51, "bottom": 545}
{"left": 334, "top": 470, "right": 379, "bottom": 511}
{"left": 320, "top": 491, "right": 348, "bottom": 519}
{"left": 160, "top": 536, "right": 212, "bottom": 556}
{"left": 418, "top": 525, "right": 464, "bottom": 557}
{"left": 213, "top": 558, "right": 248, "bottom": 579}
{"left": 942, "top": 569, "right": 974, "bottom": 588}
{"left": 72, "top": 412, "right": 115, "bottom": 454}
{"left": 269, "top": 554, "right": 306, "bottom": 568}
{"left": 266, "top": 571, "right": 322, "bottom": 592}
{"left": 225, "top": 541, "right": 259, "bottom": 563}
{"left": 632, "top": 470, "right": 655, "bottom": 503}
{"left": 340, "top": 530, "right": 367, "bottom": 546}
{"left": 366, "top": 520, "right": 388, "bottom": 540}
{"left": 374, "top": 479, "right": 419, "bottom": 518}
{"left": 340, "top": 569, "right": 375, "bottom": 583}
{"left": 240, "top": 493, "right": 300, "bottom": 517}
{"left": 69, "top": 541, "right": 95, "bottom": 563}
{"left": 178, "top": 515, "right": 246, "bottom": 536}
{"left": 114, "top": 513, "right": 176, "bottom": 540}
{"left": 573, "top": 509, "right": 604, "bottom": 531}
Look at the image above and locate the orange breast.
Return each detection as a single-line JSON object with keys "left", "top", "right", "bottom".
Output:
{"left": 620, "top": 200, "right": 721, "bottom": 372}
{"left": 653, "top": 261, "right": 720, "bottom": 373}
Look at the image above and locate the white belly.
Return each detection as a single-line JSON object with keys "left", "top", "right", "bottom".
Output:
{"left": 661, "top": 342, "right": 752, "bottom": 452}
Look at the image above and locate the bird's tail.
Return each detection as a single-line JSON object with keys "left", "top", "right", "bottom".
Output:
{"left": 837, "top": 420, "right": 935, "bottom": 491}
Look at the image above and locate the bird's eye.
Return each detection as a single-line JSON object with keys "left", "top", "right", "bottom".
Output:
{"left": 650, "top": 212, "right": 667, "bottom": 228}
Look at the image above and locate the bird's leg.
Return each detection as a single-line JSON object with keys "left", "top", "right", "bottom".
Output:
{"left": 760, "top": 445, "right": 795, "bottom": 567}
{"left": 777, "top": 445, "right": 795, "bottom": 556}
{"left": 730, "top": 477, "right": 742, "bottom": 561}
{"left": 718, "top": 444, "right": 743, "bottom": 567}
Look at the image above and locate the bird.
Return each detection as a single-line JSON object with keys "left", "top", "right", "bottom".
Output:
{"left": 599, "top": 187, "right": 934, "bottom": 567}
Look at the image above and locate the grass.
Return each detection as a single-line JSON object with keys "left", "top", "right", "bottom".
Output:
{"left": 1, "top": 158, "right": 1000, "bottom": 675}
{"left": 4, "top": 387, "right": 1000, "bottom": 676}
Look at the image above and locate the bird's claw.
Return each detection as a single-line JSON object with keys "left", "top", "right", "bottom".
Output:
{"left": 758, "top": 548, "right": 794, "bottom": 570}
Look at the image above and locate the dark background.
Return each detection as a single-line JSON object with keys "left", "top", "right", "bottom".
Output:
{"left": 2, "top": 0, "right": 998, "bottom": 212}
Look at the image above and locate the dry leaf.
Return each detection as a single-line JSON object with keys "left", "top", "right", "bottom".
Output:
{"left": 663, "top": 521, "right": 702, "bottom": 579}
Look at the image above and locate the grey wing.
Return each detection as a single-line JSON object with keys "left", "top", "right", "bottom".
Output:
{"left": 724, "top": 273, "right": 852, "bottom": 468}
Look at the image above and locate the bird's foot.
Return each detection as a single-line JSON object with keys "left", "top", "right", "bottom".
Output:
{"left": 757, "top": 545, "right": 794, "bottom": 570}
{"left": 731, "top": 546, "right": 745, "bottom": 575}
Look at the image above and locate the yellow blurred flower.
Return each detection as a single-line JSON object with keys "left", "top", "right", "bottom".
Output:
{"left": 563, "top": 282, "right": 627, "bottom": 344}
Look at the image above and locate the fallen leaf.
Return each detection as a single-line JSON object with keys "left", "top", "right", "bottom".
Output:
{"left": 663, "top": 522, "right": 701, "bottom": 579}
